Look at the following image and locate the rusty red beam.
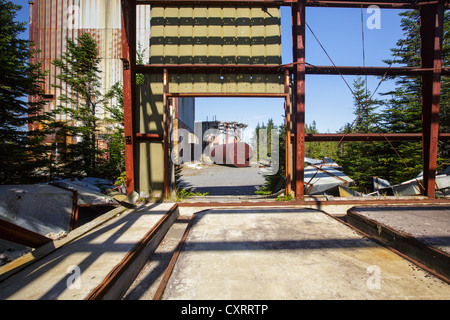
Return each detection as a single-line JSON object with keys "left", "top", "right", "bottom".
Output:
{"left": 284, "top": 69, "right": 292, "bottom": 196}
{"left": 420, "top": 3, "right": 444, "bottom": 199}
{"left": 136, "top": 0, "right": 436, "bottom": 9}
{"left": 166, "top": 92, "right": 288, "bottom": 98}
{"left": 292, "top": 1, "right": 306, "bottom": 200}
{"left": 0, "top": 219, "right": 52, "bottom": 248}
{"left": 121, "top": 0, "right": 137, "bottom": 196}
{"left": 135, "top": 133, "right": 164, "bottom": 141}
{"left": 296, "top": 133, "right": 450, "bottom": 142}
{"left": 136, "top": 64, "right": 450, "bottom": 76}
{"left": 136, "top": 64, "right": 284, "bottom": 74}
{"left": 163, "top": 69, "right": 170, "bottom": 198}
{"left": 305, "top": 65, "right": 450, "bottom": 76}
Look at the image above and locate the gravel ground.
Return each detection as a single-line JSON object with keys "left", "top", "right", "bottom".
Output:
{"left": 178, "top": 163, "right": 266, "bottom": 196}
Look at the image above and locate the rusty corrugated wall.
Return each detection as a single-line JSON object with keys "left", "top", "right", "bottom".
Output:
{"left": 29, "top": 0, "right": 151, "bottom": 120}
{"left": 135, "top": 6, "right": 284, "bottom": 195}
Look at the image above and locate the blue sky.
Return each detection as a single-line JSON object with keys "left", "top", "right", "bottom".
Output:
{"left": 197, "top": 6, "right": 408, "bottom": 141}
{"left": 12, "top": 1, "right": 408, "bottom": 139}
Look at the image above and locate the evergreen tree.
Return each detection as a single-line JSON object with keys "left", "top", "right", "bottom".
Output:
{"left": 102, "top": 82, "right": 125, "bottom": 181}
{"left": 0, "top": 1, "right": 49, "bottom": 184}
{"left": 48, "top": 33, "right": 106, "bottom": 178}
{"left": 336, "top": 77, "right": 384, "bottom": 192}
{"left": 305, "top": 121, "right": 338, "bottom": 161}
{"left": 380, "top": 10, "right": 450, "bottom": 183}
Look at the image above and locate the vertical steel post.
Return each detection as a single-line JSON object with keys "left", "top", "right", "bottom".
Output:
{"left": 163, "top": 68, "right": 170, "bottom": 198}
{"left": 292, "top": 2, "right": 306, "bottom": 199}
{"left": 284, "top": 69, "right": 292, "bottom": 196}
{"left": 121, "top": 0, "right": 137, "bottom": 195}
{"left": 420, "top": 3, "right": 443, "bottom": 198}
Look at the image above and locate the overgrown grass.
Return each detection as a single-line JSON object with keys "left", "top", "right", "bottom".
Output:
{"left": 275, "top": 193, "right": 293, "bottom": 201}
{"left": 175, "top": 188, "right": 209, "bottom": 201}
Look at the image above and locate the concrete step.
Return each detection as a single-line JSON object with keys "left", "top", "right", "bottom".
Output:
{"left": 0, "top": 202, "right": 179, "bottom": 300}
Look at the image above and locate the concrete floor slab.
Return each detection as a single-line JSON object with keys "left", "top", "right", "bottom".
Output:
{"left": 161, "top": 208, "right": 450, "bottom": 300}
{"left": 347, "top": 205, "right": 450, "bottom": 280}
{"left": 348, "top": 205, "right": 450, "bottom": 254}
{"left": 0, "top": 202, "right": 175, "bottom": 300}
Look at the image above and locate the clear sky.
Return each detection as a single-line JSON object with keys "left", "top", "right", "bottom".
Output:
{"left": 12, "top": 1, "right": 408, "bottom": 140}
{"left": 196, "top": 6, "right": 409, "bottom": 141}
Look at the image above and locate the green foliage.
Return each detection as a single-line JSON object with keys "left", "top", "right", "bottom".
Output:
{"left": 175, "top": 188, "right": 208, "bottom": 201}
{"left": 337, "top": 10, "right": 450, "bottom": 192}
{"left": 47, "top": 33, "right": 107, "bottom": 179}
{"left": 305, "top": 121, "right": 338, "bottom": 160}
{"left": 102, "top": 82, "right": 125, "bottom": 181}
{"left": 0, "top": 1, "right": 50, "bottom": 184}
{"left": 275, "top": 193, "right": 293, "bottom": 201}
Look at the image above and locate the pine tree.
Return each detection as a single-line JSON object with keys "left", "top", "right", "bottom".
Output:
{"left": 304, "top": 121, "right": 338, "bottom": 160}
{"left": 49, "top": 33, "right": 106, "bottom": 178}
{"left": 102, "top": 82, "right": 125, "bottom": 181}
{"left": 0, "top": 1, "right": 49, "bottom": 184}
{"left": 336, "top": 77, "right": 384, "bottom": 192}
{"left": 379, "top": 10, "right": 450, "bottom": 183}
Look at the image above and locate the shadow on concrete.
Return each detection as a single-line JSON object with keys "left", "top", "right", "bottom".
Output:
{"left": 0, "top": 203, "right": 168, "bottom": 300}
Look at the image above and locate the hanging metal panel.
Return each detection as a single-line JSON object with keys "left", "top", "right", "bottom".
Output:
{"left": 148, "top": 5, "right": 284, "bottom": 94}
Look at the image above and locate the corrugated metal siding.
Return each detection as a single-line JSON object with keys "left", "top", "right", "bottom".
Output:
{"left": 149, "top": 6, "right": 282, "bottom": 65}
{"left": 147, "top": 6, "right": 284, "bottom": 94}
{"left": 29, "top": 0, "right": 150, "bottom": 120}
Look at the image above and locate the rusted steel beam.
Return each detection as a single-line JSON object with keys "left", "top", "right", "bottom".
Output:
{"left": 0, "top": 219, "right": 52, "bottom": 249}
{"left": 50, "top": 183, "right": 79, "bottom": 231}
{"left": 166, "top": 92, "right": 288, "bottom": 98}
{"left": 420, "top": 3, "right": 444, "bottom": 198}
{"left": 163, "top": 69, "right": 170, "bottom": 198}
{"left": 284, "top": 69, "right": 292, "bottom": 196}
{"left": 305, "top": 65, "right": 450, "bottom": 76}
{"left": 296, "top": 133, "right": 450, "bottom": 142}
{"left": 136, "top": 0, "right": 429, "bottom": 9}
{"left": 122, "top": 0, "right": 137, "bottom": 196}
{"left": 135, "top": 133, "right": 164, "bottom": 141}
{"left": 292, "top": 1, "right": 306, "bottom": 200}
{"left": 136, "top": 64, "right": 450, "bottom": 76}
{"left": 136, "top": 64, "right": 284, "bottom": 74}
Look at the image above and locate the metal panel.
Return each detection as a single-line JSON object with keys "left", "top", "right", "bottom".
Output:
{"left": 148, "top": 5, "right": 284, "bottom": 94}
{"left": 29, "top": 0, "right": 151, "bottom": 120}
{"left": 149, "top": 6, "right": 282, "bottom": 66}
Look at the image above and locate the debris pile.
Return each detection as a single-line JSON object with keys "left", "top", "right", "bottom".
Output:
{"left": 303, "top": 157, "right": 450, "bottom": 198}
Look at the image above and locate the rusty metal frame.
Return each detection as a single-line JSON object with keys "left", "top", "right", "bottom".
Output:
{"left": 0, "top": 219, "right": 52, "bottom": 249}
{"left": 122, "top": 0, "right": 447, "bottom": 200}
{"left": 162, "top": 70, "right": 292, "bottom": 198}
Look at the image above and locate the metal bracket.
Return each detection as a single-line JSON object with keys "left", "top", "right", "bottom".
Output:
{"left": 121, "top": 58, "right": 130, "bottom": 70}
{"left": 125, "top": 136, "right": 132, "bottom": 145}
